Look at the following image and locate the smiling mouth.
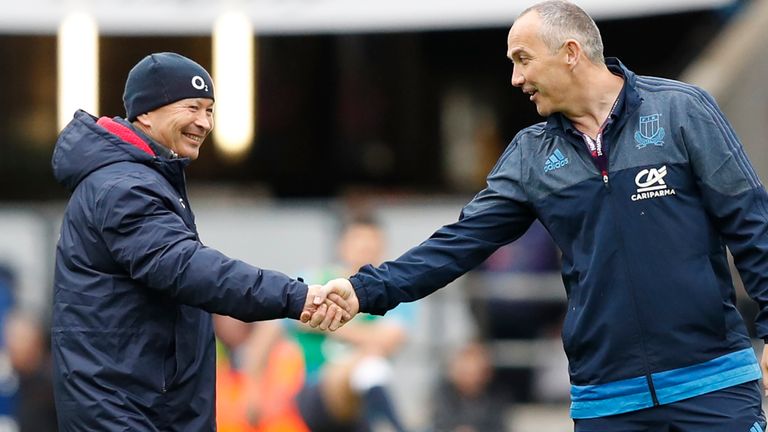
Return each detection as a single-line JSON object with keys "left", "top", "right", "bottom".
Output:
{"left": 524, "top": 88, "right": 538, "bottom": 101}
{"left": 182, "top": 132, "right": 204, "bottom": 143}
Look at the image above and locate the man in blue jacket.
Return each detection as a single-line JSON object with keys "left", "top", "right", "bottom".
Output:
{"left": 51, "top": 52, "right": 350, "bottom": 431}
{"left": 316, "top": 1, "right": 768, "bottom": 430}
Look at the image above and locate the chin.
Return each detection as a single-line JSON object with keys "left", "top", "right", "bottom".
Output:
{"left": 179, "top": 145, "right": 201, "bottom": 160}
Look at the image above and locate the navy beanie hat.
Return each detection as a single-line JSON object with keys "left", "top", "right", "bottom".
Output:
{"left": 123, "top": 52, "right": 215, "bottom": 121}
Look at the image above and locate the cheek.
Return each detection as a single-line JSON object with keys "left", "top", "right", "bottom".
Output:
{"left": 546, "top": 69, "right": 570, "bottom": 89}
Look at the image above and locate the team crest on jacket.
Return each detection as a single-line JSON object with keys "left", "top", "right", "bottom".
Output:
{"left": 631, "top": 166, "right": 676, "bottom": 201}
{"left": 634, "top": 114, "right": 665, "bottom": 149}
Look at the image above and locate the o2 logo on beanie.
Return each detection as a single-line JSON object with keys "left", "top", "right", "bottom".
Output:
{"left": 191, "top": 76, "right": 209, "bottom": 92}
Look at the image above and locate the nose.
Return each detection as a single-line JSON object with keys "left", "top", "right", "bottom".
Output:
{"left": 511, "top": 66, "right": 525, "bottom": 88}
{"left": 194, "top": 110, "right": 213, "bottom": 132}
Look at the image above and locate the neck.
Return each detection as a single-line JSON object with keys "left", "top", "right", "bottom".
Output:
{"left": 131, "top": 120, "right": 152, "bottom": 138}
{"left": 131, "top": 120, "right": 178, "bottom": 158}
{"left": 563, "top": 64, "right": 624, "bottom": 138}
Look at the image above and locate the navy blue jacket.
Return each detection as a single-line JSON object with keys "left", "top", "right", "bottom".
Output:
{"left": 350, "top": 59, "right": 767, "bottom": 418}
{"left": 51, "top": 111, "right": 308, "bottom": 431}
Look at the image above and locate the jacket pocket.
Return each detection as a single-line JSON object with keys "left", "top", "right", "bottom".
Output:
{"left": 161, "top": 337, "right": 176, "bottom": 392}
{"left": 161, "top": 314, "right": 178, "bottom": 392}
{"left": 560, "top": 273, "right": 581, "bottom": 359}
{"left": 561, "top": 303, "right": 579, "bottom": 356}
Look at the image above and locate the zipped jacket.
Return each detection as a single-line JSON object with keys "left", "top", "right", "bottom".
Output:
{"left": 350, "top": 59, "right": 766, "bottom": 418}
{"left": 51, "top": 111, "right": 308, "bottom": 431}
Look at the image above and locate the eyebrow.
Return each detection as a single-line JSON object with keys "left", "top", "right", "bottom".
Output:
{"left": 507, "top": 47, "right": 525, "bottom": 59}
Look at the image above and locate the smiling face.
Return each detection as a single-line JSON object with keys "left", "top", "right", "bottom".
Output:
{"left": 506, "top": 12, "right": 573, "bottom": 117}
{"left": 137, "top": 97, "right": 214, "bottom": 160}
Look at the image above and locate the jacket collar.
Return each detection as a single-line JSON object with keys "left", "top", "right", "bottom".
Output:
{"left": 99, "top": 116, "right": 190, "bottom": 186}
{"left": 96, "top": 116, "right": 156, "bottom": 156}
{"left": 110, "top": 117, "right": 181, "bottom": 160}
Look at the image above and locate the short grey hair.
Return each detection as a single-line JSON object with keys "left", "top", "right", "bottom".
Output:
{"left": 518, "top": 0, "right": 605, "bottom": 65}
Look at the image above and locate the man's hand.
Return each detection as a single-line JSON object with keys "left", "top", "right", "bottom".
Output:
{"left": 300, "top": 278, "right": 359, "bottom": 331}
{"left": 299, "top": 284, "right": 350, "bottom": 331}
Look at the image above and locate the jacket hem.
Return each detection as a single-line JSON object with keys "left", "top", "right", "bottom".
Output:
{"left": 570, "top": 348, "right": 760, "bottom": 419}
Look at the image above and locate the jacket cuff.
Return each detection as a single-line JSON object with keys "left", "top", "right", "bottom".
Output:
{"left": 348, "top": 274, "right": 369, "bottom": 313}
{"left": 287, "top": 281, "right": 309, "bottom": 320}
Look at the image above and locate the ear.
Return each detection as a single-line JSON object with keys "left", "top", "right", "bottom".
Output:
{"left": 562, "top": 39, "right": 582, "bottom": 69}
{"left": 135, "top": 113, "right": 152, "bottom": 129}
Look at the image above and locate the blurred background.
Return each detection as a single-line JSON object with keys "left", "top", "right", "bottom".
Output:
{"left": 1, "top": 0, "right": 767, "bottom": 430}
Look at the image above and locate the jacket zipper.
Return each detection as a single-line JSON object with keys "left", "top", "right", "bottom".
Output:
{"left": 576, "top": 130, "right": 610, "bottom": 188}
{"left": 602, "top": 136, "right": 659, "bottom": 406}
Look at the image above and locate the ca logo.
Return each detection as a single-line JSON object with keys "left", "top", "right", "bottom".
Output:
{"left": 635, "top": 166, "right": 667, "bottom": 191}
{"left": 631, "top": 165, "right": 676, "bottom": 201}
{"left": 191, "top": 76, "right": 209, "bottom": 92}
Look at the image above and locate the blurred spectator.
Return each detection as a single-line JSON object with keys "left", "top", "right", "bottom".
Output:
{"left": 465, "top": 221, "right": 564, "bottom": 402}
{"left": 0, "top": 267, "right": 16, "bottom": 336}
{"left": 4, "top": 310, "right": 56, "bottom": 432}
{"left": 0, "top": 265, "right": 19, "bottom": 432}
{"left": 469, "top": 221, "right": 561, "bottom": 338}
{"left": 287, "top": 214, "right": 413, "bottom": 432}
{"left": 215, "top": 214, "right": 413, "bottom": 432}
{"left": 214, "top": 315, "right": 306, "bottom": 432}
{"left": 432, "top": 341, "right": 507, "bottom": 432}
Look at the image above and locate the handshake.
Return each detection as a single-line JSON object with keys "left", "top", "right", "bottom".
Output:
{"left": 299, "top": 278, "right": 360, "bottom": 331}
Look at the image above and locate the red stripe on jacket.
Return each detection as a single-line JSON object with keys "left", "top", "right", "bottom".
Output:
{"left": 96, "top": 117, "right": 156, "bottom": 157}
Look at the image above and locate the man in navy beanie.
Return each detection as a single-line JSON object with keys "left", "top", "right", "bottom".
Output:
{"left": 122, "top": 52, "right": 214, "bottom": 160}
{"left": 50, "top": 52, "right": 353, "bottom": 431}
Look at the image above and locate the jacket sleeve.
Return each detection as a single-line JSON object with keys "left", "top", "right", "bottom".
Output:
{"left": 683, "top": 87, "right": 768, "bottom": 339}
{"left": 93, "top": 175, "right": 308, "bottom": 322}
{"left": 350, "top": 137, "right": 537, "bottom": 315}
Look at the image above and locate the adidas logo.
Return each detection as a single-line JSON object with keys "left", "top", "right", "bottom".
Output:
{"left": 749, "top": 421, "right": 763, "bottom": 432}
{"left": 544, "top": 148, "right": 569, "bottom": 173}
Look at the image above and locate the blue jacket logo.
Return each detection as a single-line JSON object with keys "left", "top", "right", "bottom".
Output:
{"left": 631, "top": 165, "right": 676, "bottom": 201}
{"left": 544, "top": 148, "right": 569, "bottom": 173}
{"left": 634, "top": 113, "right": 665, "bottom": 148}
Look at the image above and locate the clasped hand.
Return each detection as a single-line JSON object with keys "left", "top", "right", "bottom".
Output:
{"left": 300, "top": 278, "right": 359, "bottom": 331}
